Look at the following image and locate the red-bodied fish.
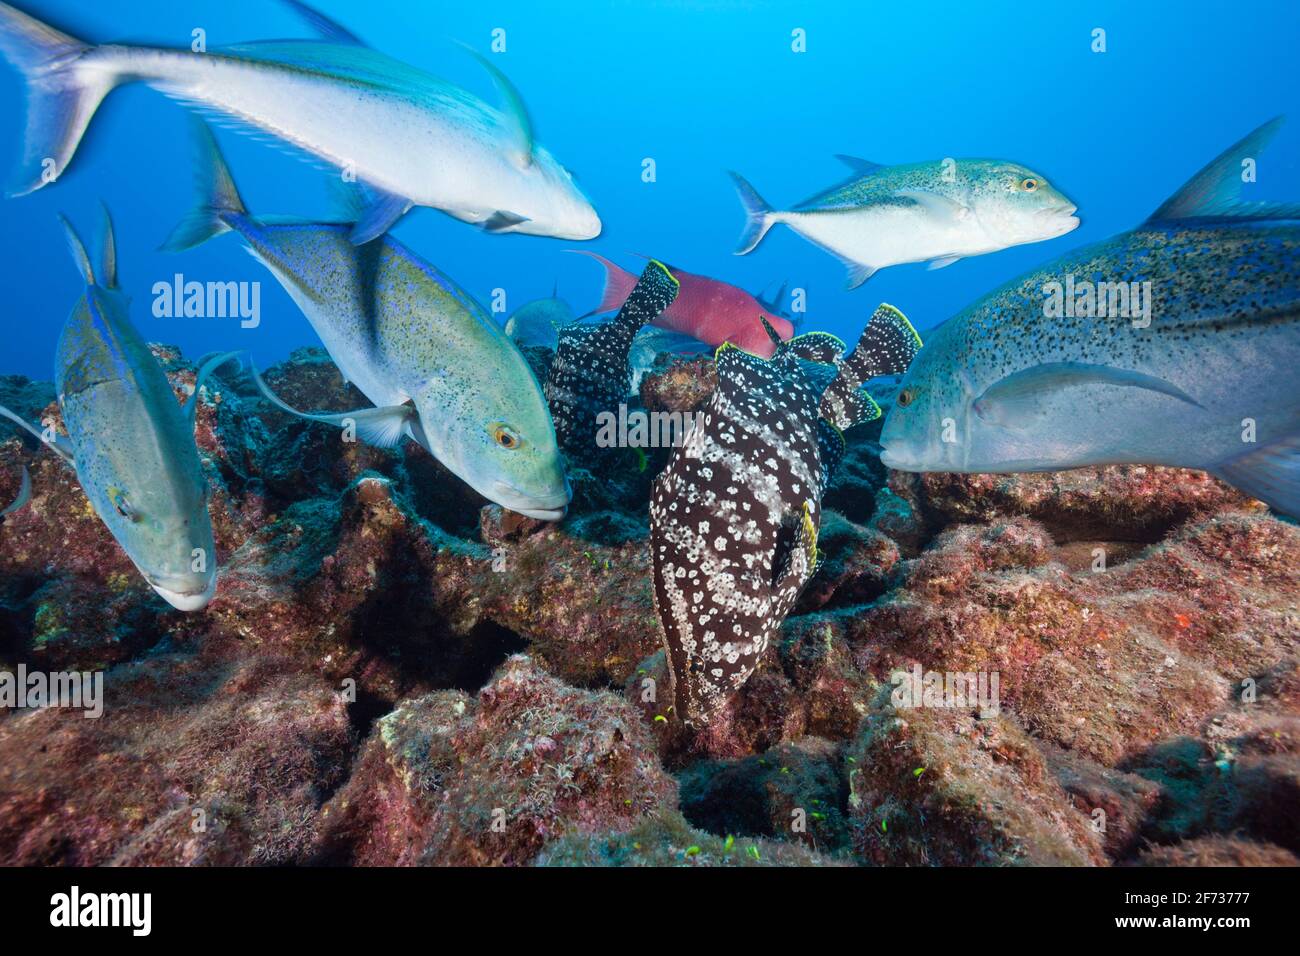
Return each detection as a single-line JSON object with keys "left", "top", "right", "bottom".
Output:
{"left": 573, "top": 252, "right": 794, "bottom": 357}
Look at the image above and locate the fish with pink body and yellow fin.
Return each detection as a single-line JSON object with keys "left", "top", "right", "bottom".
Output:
{"left": 573, "top": 252, "right": 794, "bottom": 358}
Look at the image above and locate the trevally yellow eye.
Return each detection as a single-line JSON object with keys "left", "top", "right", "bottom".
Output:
{"left": 1021, "top": 177, "right": 1039, "bottom": 191}
{"left": 491, "top": 423, "right": 522, "bottom": 450}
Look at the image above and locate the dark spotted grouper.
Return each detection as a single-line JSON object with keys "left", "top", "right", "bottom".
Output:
{"left": 651, "top": 305, "right": 921, "bottom": 725}
{"left": 544, "top": 260, "right": 680, "bottom": 462}
{"left": 0, "top": 209, "right": 238, "bottom": 610}
{"left": 880, "top": 118, "right": 1300, "bottom": 518}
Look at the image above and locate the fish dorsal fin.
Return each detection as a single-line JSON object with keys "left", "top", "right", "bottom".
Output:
{"left": 1145, "top": 117, "right": 1300, "bottom": 224}
{"left": 98, "top": 202, "right": 117, "bottom": 289}
{"left": 458, "top": 43, "right": 535, "bottom": 167}
{"left": 785, "top": 331, "right": 845, "bottom": 364}
{"left": 282, "top": 0, "right": 368, "bottom": 46}
{"left": 760, "top": 316, "right": 783, "bottom": 349}
{"left": 58, "top": 214, "right": 94, "bottom": 286}
{"left": 835, "top": 154, "right": 885, "bottom": 176}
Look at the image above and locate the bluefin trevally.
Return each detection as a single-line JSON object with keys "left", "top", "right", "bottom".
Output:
{"left": 504, "top": 291, "right": 577, "bottom": 350}
{"left": 650, "top": 306, "right": 921, "bottom": 726}
{"left": 544, "top": 260, "right": 680, "bottom": 464}
{"left": 168, "top": 120, "right": 570, "bottom": 521}
{"left": 879, "top": 118, "right": 1300, "bottom": 518}
{"left": 0, "top": 0, "right": 600, "bottom": 244}
{"left": 730, "top": 154, "right": 1079, "bottom": 288}
{"left": 0, "top": 209, "right": 238, "bottom": 611}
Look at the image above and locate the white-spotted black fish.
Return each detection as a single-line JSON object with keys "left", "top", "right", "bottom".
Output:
{"left": 544, "top": 260, "right": 680, "bottom": 463}
{"left": 0, "top": 209, "right": 238, "bottom": 611}
{"left": 650, "top": 306, "right": 921, "bottom": 726}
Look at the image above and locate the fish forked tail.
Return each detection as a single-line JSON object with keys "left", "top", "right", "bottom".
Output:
{"left": 58, "top": 202, "right": 118, "bottom": 289}
{"left": 162, "top": 119, "right": 250, "bottom": 252}
{"left": 0, "top": 2, "right": 124, "bottom": 197}
{"left": 819, "top": 303, "right": 922, "bottom": 430}
{"left": 567, "top": 250, "right": 640, "bottom": 318}
{"left": 728, "top": 171, "right": 777, "bottom": 255}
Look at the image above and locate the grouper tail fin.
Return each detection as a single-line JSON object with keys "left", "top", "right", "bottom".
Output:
{"left": 0, "top": 2, "right": 124, "bottom": 197}
{"left": 161, "top": 118, "right": 249, "bottom": 252}
{"left": 819, "top": 303, "right": 921, "bottom": 430}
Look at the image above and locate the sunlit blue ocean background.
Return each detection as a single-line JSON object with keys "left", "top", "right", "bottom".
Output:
{"left": 1, "top": 0, "right": 1298, "bottom": 378}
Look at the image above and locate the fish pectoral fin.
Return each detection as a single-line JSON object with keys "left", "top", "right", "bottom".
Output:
{"left": 973, "top": 362, "right": 1203, "bottom": 429}
{"left": 482, "top": 210, "right": 532, "bottom": 234}
{"left": 927, "top": 255, "right": 961, "bottom": 270}
{"left": 1, "top": 465, "right": 31, "bottom": 518}
{"left": 250, "top": 363, "right": 417, "bottom": 449}
{"left": 895, "top": 189, "right": 972, "bottom": 223}
{"left": 349, "top": 188, "right": 414, "bottom": 246}
{"left": 185, "top": 350, "right": 243, "bottom": 426}
{"left": 773, "top": 501, "right": 820, "bottom": 589}
{"left": 0, "top": 403, "right": 75, "bottom": 465}
{"left": 1213, "top": 430, "right": 1300, "bottom": 519}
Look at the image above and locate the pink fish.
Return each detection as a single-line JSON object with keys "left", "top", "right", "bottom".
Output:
{"left": 574, "top": 252, "right": 794, "bottom": 357}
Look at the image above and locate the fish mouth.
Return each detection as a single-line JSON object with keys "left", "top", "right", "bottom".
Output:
{"left": 878, "top": 444, "right": 922, "bottom": 472}
{"left": 1043, "top": 204, "right": 1080, "bottom": 235}
{"left": 489, "top": 478, "right": 571, "bottom": 522}
{"left": 148, "top": 576, "right": 217, "bottom": 612}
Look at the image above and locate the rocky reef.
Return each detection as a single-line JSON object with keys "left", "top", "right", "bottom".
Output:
{"left": 1, "top": 347, "right": 1296, "bottom": 866}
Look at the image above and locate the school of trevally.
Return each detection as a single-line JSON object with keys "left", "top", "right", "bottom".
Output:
{"left": 0, "top": 0, "right": 1296, "bottom": 869}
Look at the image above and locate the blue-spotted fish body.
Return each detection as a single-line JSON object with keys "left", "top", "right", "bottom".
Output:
{"left": 731, "top": 155, "right": 1079, "bottom": 288}
{"left": 544, "top": 261, "right": 680, "bottom": 463}
{"left": 651, "top": 307, "right": 922, "bottom": 725}
{"left": 880, "top": 118, "right": 1300, "bottom": 518}
{"left": 169, "top": 121, "right": 570, "bottom": 521}
{"left": 0, "top": 1, "right": 599, "bottom": 243}
{"left": 0, "top": 210, "right": 235, "bottom": 611}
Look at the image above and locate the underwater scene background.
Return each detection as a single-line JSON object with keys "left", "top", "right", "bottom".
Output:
{"left": 0, "top": 0, "right": 1298, "bottom": 870}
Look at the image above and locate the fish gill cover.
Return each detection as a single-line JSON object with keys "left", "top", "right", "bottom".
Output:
{"left": 0, "top": 0, "right": 1295, "bottom": 884}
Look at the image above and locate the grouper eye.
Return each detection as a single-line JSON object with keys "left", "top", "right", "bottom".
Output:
{"left": 490, "top": 422, "right": 522, "bottom": 450}
{"left": 1020, "top": 178, "right": 1039, "bottom": 192}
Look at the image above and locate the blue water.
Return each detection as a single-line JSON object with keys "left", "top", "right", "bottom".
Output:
{"left": 1, "top": 0, "right": 1298, "bottom": 377}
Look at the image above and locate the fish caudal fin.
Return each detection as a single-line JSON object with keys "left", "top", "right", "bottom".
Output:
{"left": 0, "top": 402, "right": 74, "bottom": 464}
{"left": 0, "top": 2, "right": 120, "bottom": 197}
{"left": 185, "top": 351, "right": 244, "bottom": 426}
{"left": 569, "top": 250, "right": 640, "bottom": 316}
{"left": 729, "top": 171, "right": 776, "bottom": 254}
{"left": 1213, "top": 431, "right": 1300, "bottom": 519}
{"left": 819, "top": 303, "right": 921, "bottom": 429}
{"left": 162, "top": 119, "right": 249, "bottom": 252}
{"left": 1, "top": 465, "right": 30, "bottom": 518}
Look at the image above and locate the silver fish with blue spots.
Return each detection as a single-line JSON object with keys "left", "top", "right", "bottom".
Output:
{"left": 0, "top": 209, "right": 237, "bottom": 610}
{"left": 880, "top": 118, "right": 1300, "bottom": 518}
